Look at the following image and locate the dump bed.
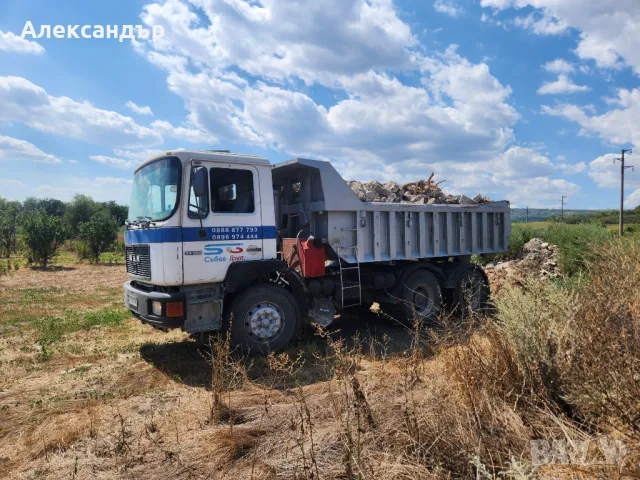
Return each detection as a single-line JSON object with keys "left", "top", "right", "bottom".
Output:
{"left": 272, "top": 158, "right": 510, "bottom": 264}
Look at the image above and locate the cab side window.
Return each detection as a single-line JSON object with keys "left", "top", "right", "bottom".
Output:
{"left": 188, "top": 166, "right": 209, "bottom": 218}
{"left": 210, "top": 168, "right": 254, "bottom": 213}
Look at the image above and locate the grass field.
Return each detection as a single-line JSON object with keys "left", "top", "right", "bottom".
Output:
{"left": 1, "top": 233, "right": 639, "bottom": 479}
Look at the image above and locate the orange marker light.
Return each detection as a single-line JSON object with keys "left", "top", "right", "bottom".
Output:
{"left": 166, "top": 301, "right": 184, "bottom": 317}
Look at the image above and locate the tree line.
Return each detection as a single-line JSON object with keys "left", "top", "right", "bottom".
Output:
{"left": 0, "top": 195, "right": 128, "bottom": 267}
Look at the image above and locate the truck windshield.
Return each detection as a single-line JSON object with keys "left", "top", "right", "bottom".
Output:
{"left": 128, "top": 156, "right": 181, "bottom": 222}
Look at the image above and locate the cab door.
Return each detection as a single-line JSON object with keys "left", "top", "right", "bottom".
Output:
{"left": 182, "top": 160, "right": 264, "bottom": 285}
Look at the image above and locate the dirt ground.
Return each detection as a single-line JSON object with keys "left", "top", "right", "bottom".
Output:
{"left": 1, "top": 262, "right": 633, "bottom": 479}
{"left": 0, "top": 262, "right": 426, "bottom": 479}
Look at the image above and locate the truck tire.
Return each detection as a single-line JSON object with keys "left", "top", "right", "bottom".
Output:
{"left": 226, "top": 284, "right": 300, "bottom": 354}
{"left": 397, "top": 269, "right": 442, "bottom": 323}
{"left": 452, "top": 266, "right": 490, "bottom": 316}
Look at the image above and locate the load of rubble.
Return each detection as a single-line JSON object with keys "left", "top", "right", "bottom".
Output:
{"left": 348, "top": 173, "right": 492, "bottom": 205}
{"left": 484, "top": 238, "right": 560, "bottom": 293}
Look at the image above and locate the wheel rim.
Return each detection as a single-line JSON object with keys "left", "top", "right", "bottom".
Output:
{"left": 244, "top": 302, "right": 285, "bottom": 342}
{"left": 412, "top": 286, "right": 435, "bottom": 317}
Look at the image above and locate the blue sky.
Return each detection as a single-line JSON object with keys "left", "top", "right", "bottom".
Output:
{"left": 0, "top": 0, "right": 638, "bottom": 209}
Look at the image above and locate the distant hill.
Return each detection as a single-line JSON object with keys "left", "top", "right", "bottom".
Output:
{"left": 510, "top": 208, "right": 604, "bottom": 223}
{"left": 511, "top": 206, "right": 640, "bottom": 225}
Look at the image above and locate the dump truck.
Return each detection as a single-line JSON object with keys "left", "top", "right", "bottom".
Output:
{"left": 124, "top": 150, "right": 510, "bottom": 352}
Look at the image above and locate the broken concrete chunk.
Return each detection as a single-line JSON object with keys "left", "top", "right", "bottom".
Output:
{"left": 349, "top": 174, "right": 492, "bottom": 205}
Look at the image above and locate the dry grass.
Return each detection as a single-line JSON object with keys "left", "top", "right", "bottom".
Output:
{"left": 1, "top": 243, "right": 639, "bottom": 479}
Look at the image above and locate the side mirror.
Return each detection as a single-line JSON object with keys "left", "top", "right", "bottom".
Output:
{"left": 192, "top": 166, "right": 207, "bottom": 197}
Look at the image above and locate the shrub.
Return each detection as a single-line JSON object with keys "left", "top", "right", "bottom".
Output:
{"left": 536, "top": 223, "right": 611, "bottom": 275}
{"left": 21, "top": 211, "right": 67, "bottom": 268}
{"left": 72, "top": 239, "right": 91, "bottom": 260}
{"left": 487, "top": 238, "right": 640, "bottom": 439}
{"left": 565, "top": 240, "right": 640, "bottom": 436}
{"left": 78, "top": 210, "right": 120, "bottom": 263}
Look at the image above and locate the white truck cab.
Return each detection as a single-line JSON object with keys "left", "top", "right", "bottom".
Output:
{"left": 124, "top": 150, "right": 509, "bottom": 353}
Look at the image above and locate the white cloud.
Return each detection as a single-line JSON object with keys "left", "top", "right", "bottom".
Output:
{"left": 150, "top": 119, "right": 217, "bottom": 144}
{"left": 543, "top": 58, "right": 573, "bottom": 74}
{"left": 0, "top": 30, "right": 44, "bottom": 54}
{"left": 68, "top": 160, "right": 79, "bottom": 164}
{"left": 125, "top": 100, "right": 154, "bottom": 116}
{"left": 481, "top": 0, "right": 640, "bottom": 74}
{"left": 537, "top": 75, "right": 590, "bottom": 95}
{"left": 140, "top": 0, "right": 416, "bottom": 86}
{"left": 588, "top": 153, "right": 639, "bottom": 189}
{"left": 543, "top": 88, "right": 640, "bottom": 147}
{"left": 0, "top": 179, "right": 27, "bottom": 187}
{"left": 588, "top": 153, "right": 640, "bottom": 208}
{"left": 112, "top": 148, "right": 168, "bottom": 163}
{"left": 0, "top": 76, "right": 163, "bottom": 148}
{"left": 493, "top": 146, "right": 555, "bottom": 178}
{"left": 434, "top": 0, "right": 463, "bottom": 17}
{"left": 90, "top": 148, "right": 181, "bottom": 170}
{"left": 514, "top": 10, "right": 568, "bottom": 35}
{"left": 36, "top": 176, "right": 133, "bottom": 202}
{"left": 503, "top": 177, "right": 580, "bottom": 207}
{"left": 0, "top": 135, "right": 61, "bottom": 163}
{"left": 133, "top": 0, "right": 584, "bottom": 205}
{"left": 90, "top": 155, "right": 140, "bottom": 170}
{"left": 557, "top": 161, "right": 586, "bottom": 175}
{"left": 95, "top": 176, "right": 133, "bottom": 185}
{"left": 627, "top": 189, "right": 640, "bottom": 208}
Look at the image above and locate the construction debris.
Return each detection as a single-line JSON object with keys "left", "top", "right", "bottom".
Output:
{"left": 348, "top": 172, "right": 492, "bottom": 205}
{"left": 484, "top": 238, "right": 560, "bottom": 293}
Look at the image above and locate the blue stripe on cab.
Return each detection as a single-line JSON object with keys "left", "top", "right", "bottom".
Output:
{"left": 125, "top": 226, "right": 277, "bottom": 244}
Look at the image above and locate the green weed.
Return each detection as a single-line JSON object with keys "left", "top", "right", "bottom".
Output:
{"left": 33, "top": 307, "right": 130, "bottom": 345}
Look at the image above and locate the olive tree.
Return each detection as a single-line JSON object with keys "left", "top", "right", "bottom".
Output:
{"left": 78, "top": 210, "right": 119, "bottom": 263}
{"left": 22, "top": 211, "right": 67, "bottom": 268}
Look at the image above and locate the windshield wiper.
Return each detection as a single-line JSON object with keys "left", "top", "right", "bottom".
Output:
{"left": 126, "top": 216, "right": 156, "bottom": 229}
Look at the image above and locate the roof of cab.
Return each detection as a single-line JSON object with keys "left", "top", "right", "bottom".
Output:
{"left": 135, "top": 150, "right": 271, "bottom": 172}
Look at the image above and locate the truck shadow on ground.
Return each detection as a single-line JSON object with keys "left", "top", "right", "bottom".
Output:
{"left": 139, "top": 307, "right": 469, "bottom": 390}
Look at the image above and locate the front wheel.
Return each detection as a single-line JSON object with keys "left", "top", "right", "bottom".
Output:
{"left": 227, "top": 284, "right": 300, "bottom": 354}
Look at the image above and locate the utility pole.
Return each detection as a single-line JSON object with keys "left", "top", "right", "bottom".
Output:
{"left": 560, "top": 196, "right": 567, "bottom": 222}
{"left": 614, "top": 149, "right": 634, "bottom": 236}
{"left": 525, "top": 207, "right": 529, "bottom": 224}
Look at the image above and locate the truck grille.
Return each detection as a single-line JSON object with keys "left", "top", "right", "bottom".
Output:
{"left": 125, "top": 245, "right": 151, "bottom": 279}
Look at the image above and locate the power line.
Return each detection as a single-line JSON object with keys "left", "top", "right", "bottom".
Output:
{"left": 614, "top": 149, "right": 634, "bottom": 236}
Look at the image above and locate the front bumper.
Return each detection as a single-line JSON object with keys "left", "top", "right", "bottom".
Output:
{"left": 124, "top": 280, "right": 185, "bottom": 329}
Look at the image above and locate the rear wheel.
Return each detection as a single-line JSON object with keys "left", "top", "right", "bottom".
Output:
{"left": 452, "top": 266, "right": 490, "bottom": 316}
{"left": 396, "top": 270, "right": 442, "bottom": 323}
{"left": 227, "top": 284, "right": 300, "bottom": 354}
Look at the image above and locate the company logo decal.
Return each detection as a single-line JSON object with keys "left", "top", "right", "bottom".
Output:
{"left": 204, "top": 243, "right": 245, "bottom": 263}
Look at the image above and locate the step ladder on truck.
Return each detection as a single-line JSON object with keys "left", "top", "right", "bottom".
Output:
{"left": 123, "top": 151, "right": 509, "bottom": 353}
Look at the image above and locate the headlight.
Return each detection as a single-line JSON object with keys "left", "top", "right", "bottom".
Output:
{"left": 151, "top": 300, "right": 162, "bottom": 316}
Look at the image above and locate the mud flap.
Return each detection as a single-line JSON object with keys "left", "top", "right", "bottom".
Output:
{"left": 183, "top": 286, "right": 223, "bottom": 333}
{"left": 309, "top": 297, "right": 335, "bottom": 327}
